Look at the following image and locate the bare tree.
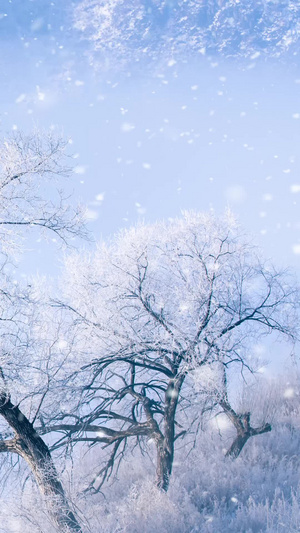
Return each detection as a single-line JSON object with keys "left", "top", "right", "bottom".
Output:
{"left": 0, "top": 391, "right": 81, "bottom": 532}
{"left": 41, "top": 211, "right": 298, "bottom": 492}
{"left": 0, "top": 130, "right": 86, "bottom": 531}
{"left": 0, "top": 130, "right": 87, "bottom": 258}
{"left": 220, "top": 398, "right": 272, "bottom": 459}
{"left": 187, "top": 360, "right": 273, "bottom": 459}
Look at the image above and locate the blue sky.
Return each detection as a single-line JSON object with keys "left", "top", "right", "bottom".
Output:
{"left": 1, "top": 0, "right": 300, "bottom": 285}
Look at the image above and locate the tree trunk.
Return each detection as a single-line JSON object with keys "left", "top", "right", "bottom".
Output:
{"left": 219, "top": 400, "right": 272, "bottom": 459}
{"left": 225, "top": 432, "right": 251, "bottom": 458}
{"left": 0, "top": 393, "right": 81, "bottom": 532}
{"left": 225, "top": 422, "right": 272, "bottom": 459}
{"left": 156, "top": 376, "right": 184, "bottom": 492}
{"left": 156, "top": 440, "right": 174, "bottom": 492}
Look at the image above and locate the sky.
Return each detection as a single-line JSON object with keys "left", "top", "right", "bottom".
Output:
{"left": 2, "top": 0, "right": 300, "bottom": 287}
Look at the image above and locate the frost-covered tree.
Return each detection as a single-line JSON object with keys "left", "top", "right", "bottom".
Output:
{"left": 73, "top": 0, "right": 300, "bottom": 67}
{"left": 0, "top": 296, "right": 83, "bottom": 532}
{"left": 0, "top": 131, "right": 85, "bottom": 532}
{"left": 44, "top": 211, "right": 298, "bottom": 492}
{"left": 0, "top": 131, "right": 86, "bottom": 258}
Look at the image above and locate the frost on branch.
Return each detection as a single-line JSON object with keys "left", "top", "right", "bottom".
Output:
{"left": 0, "top": 129, "right": 87, "bottom": 531}
{"left": 46, "top": 211, "right": 298, "bottom": 492}
{"left": 73, "top": 0, "right": 300, "bottom": 68}
{"left": 0, "top": 131, "right": 87, "bottom": 259}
